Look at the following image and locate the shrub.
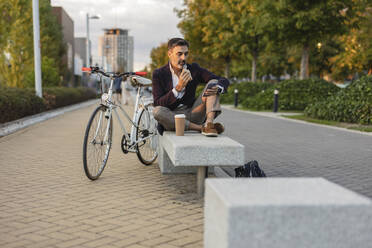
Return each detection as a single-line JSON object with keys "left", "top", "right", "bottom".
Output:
{"left": 0, "top": 87, "right": 46, "bottom": 123}
{"left": 195, "top": 81, "right": 273, "bottom": 104}
{"left": 305, "top": 76, "right": 372, "bottom": 124}
{"left": 221, "top": 81, "right": 273, "bottom": 104}
{"left": 43, "top": 87, "right": 96, "bottom": 110}
{"left": 244, "top": 79, "right": 340, "bottom": 111}
{"left": 0, "top": 87, "right": 97, "bottom": 124}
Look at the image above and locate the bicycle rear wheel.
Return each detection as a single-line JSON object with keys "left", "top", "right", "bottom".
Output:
{"left": 83, "top": 105, "right": 113, "bottom": 180}
{"left": 136, "top": 107, "right": 158, "bottom": 165}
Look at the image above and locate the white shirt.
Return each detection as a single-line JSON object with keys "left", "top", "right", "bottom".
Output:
{"left": 169, "top": 63, "right": 225, "bottom": 99}
{"left": 169, "top": 63, "right": 185, "bottom": 99}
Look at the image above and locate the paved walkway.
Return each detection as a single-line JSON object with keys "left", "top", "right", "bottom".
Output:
{"left": 219, "top": 106, "right": 372, "bottom": 199}
{"left": 0, "top": 103, "right": 203, "bottom": 248}
{"left": 2, "top": 101, "right": 371, "bottom": 248}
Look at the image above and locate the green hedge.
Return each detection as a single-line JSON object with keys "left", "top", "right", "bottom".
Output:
{"left": 0, "top": 87, "right": 97, "bottom": 124}
{"left": 43, "top": 87, "right": 96, "bottom": 110}
{"left": 195, "top": 81, "right": 273, "bottom": 104}
{"left": 304, "top": 76, "right": 372, "bottom": 124}
{"left": 243, "top": 79, "right": 340, "bottom": 111}
{"left": 0, "top": 87, "right": 46, "bottom": 124}
{"left": 221, "top": 82, "right": 273, "bottom": 104}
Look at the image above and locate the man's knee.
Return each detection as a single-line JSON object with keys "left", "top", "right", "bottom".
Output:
{"left": 207, "top": 79, "right": 218, "bottom": 86}
{"left": 201, "top": 79, "right": 219, "bottom": 103}
{"left": 153, "top": 106, "right": 169, "bottom": 121}
{"left": 153, "top": 106, "right": 175, "bottom": 131}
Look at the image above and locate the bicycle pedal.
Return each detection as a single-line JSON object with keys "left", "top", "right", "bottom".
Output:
{"left": 141, "top": 130, "right": 149, "bottom": 137}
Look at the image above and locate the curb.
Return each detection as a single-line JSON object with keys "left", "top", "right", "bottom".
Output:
{"left": 0, "top": 99, "right": 99, "bottom": 137}
{"left": 222, "top": 105, "right": 372, "bottom": 137}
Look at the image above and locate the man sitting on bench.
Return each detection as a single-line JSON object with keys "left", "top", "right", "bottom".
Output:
{"left": 152, "top": 38, "right": 230, "bottom": 137}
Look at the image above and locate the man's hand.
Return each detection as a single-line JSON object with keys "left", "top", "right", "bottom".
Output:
{"left": 175, "top": 68, "right": 192, "bottom": 92}
{"left": 203, "top": 86, "right": 218, "bottom": 96}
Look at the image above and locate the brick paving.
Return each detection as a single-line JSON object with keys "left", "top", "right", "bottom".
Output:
{"left": 0, "top": 104, "right": 204, "bottom": 248}
{"left": 2, "top": 101, "right": 371, "bottom": 248}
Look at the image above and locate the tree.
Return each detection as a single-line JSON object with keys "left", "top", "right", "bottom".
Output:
{"left": 0, "top": 0, "right": 65, "bottom": 88}
{"left": 149, "top": 42, "right": 168, "bottom": 73}
{"left": 259, "top": 40, "right": 296, "bottom": 80}
{"left": 177, "top": 0, "right": 268, "bottom": 81}
{"left": 176, "top": 0, "right": 225, "bottom": 76}
{"left": 199, "top": 0, "right": 237, "bottom": 78}
{"left": 309, "top": 39, "right": 342, "bottom": 79}
{"left": 225, "top": 0, "right": 266, "bottom": 81}
{"left": 0, "top": 0, "right": 33, "bottom": 87}
{"left": 260, "top": 0, "right": 358, "bottom": 79}
{"left": 329, "top": 6, "right": 372, "bottom": 80}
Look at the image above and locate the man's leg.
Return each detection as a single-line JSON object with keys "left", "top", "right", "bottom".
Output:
{"left": 187, "top": 80, "right": 223, "bottom": 136}
{"left": 153, "top": 80, "right": 222, "bottom": 133}
{"left": 203, "top": 93, "right": 219, "bottom": 124}
{"left": 153, "top": 106, "right": 202, "bottom": 131}
{"left": 189, "top": 80, "right": 221, "bottom": 124}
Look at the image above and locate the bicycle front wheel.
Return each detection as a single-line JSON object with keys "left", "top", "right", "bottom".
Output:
{"left": 136, "top": 107, "right": 158, "bottom": 165}
{"left": 83, "top": 105, "right": 113, "bottom": 180}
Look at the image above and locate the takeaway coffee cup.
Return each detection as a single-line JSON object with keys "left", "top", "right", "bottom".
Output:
{"left": 175, "top": 114, "right": 186, "bottom": 136}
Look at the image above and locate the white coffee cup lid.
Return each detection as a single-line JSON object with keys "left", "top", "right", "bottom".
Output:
{"left": 175, "top": 114, "right": 186, "bottom": 118}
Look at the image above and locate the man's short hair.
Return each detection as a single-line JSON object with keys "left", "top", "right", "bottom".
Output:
{"left": 168, "top": 38, "right": 189, "bottom": 50}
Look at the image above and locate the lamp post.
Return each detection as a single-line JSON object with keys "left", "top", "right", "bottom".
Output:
{"left": 32, "top": 0, "right": 42, "bottom": 98}
{"left": 86, "top": 13, "right": 100, "bottom": 68}
{"left": 317, "top": 42, "right": 322, "bottom": 51}
{"left": 234, "top": 89, "right": 239, "bottom": 108}
{"left": 273, "top": 89, "right": 279, "bottom": 113}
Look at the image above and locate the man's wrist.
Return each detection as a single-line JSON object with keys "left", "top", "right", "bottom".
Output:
{"left": 175, "top": 85, "right": 183, "bottom": 92}
{"left": 172, "top": 88, "right": 179, "bottom": 98}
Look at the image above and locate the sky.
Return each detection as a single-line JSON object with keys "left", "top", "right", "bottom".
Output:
{"left": 51, "top": 0, "right": 184, "bottom": 70}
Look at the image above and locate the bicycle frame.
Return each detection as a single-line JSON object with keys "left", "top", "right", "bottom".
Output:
{"left": 100, "top": 75, "right": 155, "bottom": 151}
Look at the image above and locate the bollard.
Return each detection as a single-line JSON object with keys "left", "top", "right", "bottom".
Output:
{"left": 234, "top": 89, "right": 238, "bottom": 108}
{"left": 273, "top": 89, "right": 279, "bottom": 113}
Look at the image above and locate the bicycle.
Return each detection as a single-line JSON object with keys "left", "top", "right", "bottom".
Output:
{"left": 82, "top": 66, "right": 158, "bottom": 180}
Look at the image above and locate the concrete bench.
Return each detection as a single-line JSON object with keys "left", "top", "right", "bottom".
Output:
{"left": 158, "top": 131, "right": 245, "bottom": 196}
{"left": 204, "top": 178, "right": 372, "bottom": 248}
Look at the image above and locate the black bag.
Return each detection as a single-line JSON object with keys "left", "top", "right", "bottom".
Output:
{"left": 235, "top": 160, "right": 266, "bottom": 178}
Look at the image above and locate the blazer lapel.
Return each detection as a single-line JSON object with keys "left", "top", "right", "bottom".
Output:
{"left": 163, "top": 64, "right": 173, "bottom": 91}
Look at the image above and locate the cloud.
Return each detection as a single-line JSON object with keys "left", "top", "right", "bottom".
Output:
{"left": 51, "top": 0, "right": 185, "bottom": 70}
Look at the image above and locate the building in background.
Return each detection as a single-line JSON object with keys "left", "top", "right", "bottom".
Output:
{"left": 51, "top": 6, "right": 74, "bottom": 86}
{"left": 98, "top": 28, "right": 133, "bottom": 73}
{"left": 74, "top": 37, "right": 90, "bottom": 86}
{"left": 74, "top": 37, "right": 88, "bottom": 67}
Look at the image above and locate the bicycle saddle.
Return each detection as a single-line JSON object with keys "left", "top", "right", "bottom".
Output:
{"left": 130, "top": 76, "right": 152, "bottom": 87}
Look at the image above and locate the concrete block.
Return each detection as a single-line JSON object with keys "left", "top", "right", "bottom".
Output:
{"left": 158, "top": 143, "right": 197, "bottom": 174}
{"left": 160, "top": 131, "right": 245, "bottom": 166}
{"left": 205, "top": 178, "right": 372, "bottom": 248}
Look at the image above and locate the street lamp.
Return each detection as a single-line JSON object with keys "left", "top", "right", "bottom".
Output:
{"left": 86, "top": 13, "right": 100, "bottom": 68}
{"left": 32, "top": 0, "right": 42, "bottom": 98}
{"left": 317, "top": 42, "right": 322, "bottom": 51}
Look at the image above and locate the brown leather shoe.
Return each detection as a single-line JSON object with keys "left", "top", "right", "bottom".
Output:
{"left": 214, "top": 122, "right": 224, "bottom": 134}
{"left": 201, "top": 122, "right": 218, "bottom": 137}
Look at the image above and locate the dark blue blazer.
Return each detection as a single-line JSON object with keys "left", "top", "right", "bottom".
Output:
{"left": 152, "top": 63, "right": 230, "bottom": 110}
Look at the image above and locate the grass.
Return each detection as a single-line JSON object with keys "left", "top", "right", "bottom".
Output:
{"left": 282, "top": 114, "right": 372, "bottom": 132}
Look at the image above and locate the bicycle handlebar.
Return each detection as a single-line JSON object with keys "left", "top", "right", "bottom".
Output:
{"left": 82, "top": 67, "right": 147, "bottom": 78}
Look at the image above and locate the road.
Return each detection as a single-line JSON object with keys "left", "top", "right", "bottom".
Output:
{"left": 218, "top": 107, "right": 372, "bottom": 198}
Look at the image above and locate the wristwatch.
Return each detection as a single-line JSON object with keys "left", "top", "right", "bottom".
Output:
{"left": 217, "top": 85, "right": 224, "bottom": 94}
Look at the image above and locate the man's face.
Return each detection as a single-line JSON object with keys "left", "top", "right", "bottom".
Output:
{"left": 168, "top": 45, "right": 189, "bottom": 70}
